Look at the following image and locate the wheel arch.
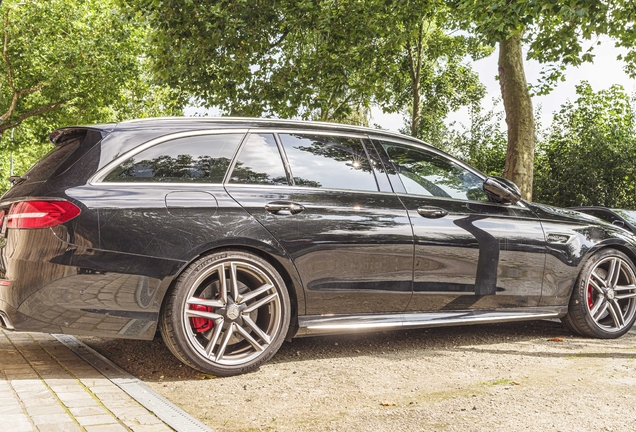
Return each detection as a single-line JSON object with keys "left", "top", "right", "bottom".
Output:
{"left": 563, "top": 240, "right": 636, "bottom": 301}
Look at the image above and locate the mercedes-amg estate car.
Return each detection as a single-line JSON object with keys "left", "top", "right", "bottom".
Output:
{"left": 1, "top": 117, "right": 636, "bottom": 376}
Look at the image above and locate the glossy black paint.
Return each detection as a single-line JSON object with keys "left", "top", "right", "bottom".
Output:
{"left": 400, "top": 194, "right": 546, "bottom": 311}
{"left": 1, "top": 117, "right": 636, "bottom": 341}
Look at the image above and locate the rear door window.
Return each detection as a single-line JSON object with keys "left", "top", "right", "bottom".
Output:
{"left": 228, "top": 134, "right": 289, "bottom": 185}
{"left": 103, "top": 134, "right": 243, "bottom": 183}
{"left": 278, "top": 133, "right": 378, "bottom": 191}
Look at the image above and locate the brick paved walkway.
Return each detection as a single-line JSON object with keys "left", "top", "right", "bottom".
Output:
{"left": 0, "top": 330, "right": 172, "bottom": 432}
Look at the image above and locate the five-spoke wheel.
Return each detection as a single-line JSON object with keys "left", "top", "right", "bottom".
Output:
{"left": 160, "top": 251, "right": 290, "bottom": 376}
{"left": 562, "top": 248, "right": 636, "bottom": 338}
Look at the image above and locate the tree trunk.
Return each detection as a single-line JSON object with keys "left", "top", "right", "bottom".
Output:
{"left": 498, "top": 32, "right": 535, "bottom": 201}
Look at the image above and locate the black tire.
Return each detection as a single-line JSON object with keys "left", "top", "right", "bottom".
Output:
{"left": 160, "top": 250, "right": 291, "bottom": 376}
{"left": 561, "top": 248, "right": 636, "bottom": 339}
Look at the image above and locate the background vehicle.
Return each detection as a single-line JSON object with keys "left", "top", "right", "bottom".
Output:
{"left": 570, "top": 206, "right": 636, "bottom": 235}
{"left": 1, "top": 118, "right": 636, "bottom": 376}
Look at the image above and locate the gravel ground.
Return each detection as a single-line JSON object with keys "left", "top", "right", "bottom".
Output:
{"left": 82, "top": 320, "right": 636, "bottom": 431}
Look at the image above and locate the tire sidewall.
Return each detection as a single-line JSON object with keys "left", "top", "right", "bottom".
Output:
{"left": 571, "top": 248, "right": 636, "bottom": 338}
{"left": 162, "top": 250, "right": 291, "bottom": 376}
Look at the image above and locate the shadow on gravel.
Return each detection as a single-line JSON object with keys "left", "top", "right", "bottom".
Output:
{"left": 76, "top": 318, "right": 630, "bottom": 382}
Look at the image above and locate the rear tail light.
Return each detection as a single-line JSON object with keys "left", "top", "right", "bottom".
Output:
{"left": 7, "top": 200, "right": 81, "bottom": 229}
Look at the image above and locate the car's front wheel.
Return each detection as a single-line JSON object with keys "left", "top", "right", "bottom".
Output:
{"left": 562, "top": 248, "right": 636, "bottom": 338}
{"left": 160, "top": 250, "right": 291, "bottom": 376}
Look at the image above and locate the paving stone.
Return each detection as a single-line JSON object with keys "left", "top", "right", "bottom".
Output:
{"left": 0, "top": 402, "right": 24, "bottom": 415}
{"left": 125, "top": 413, "right": 166, "bottom": 426}
{"left": 30, "top": 413, "right": 75, "bottom": 426}
{"left": 79, "top": 378, "right": 112, "bottom": 387}
{"left": 48, "top": 385, "right": 86, "bottom": 394}
{"left": 129, "top": 425, "right": 174, "bottom": 432}
{"left": 2, "top": 413, "right": 35, "bottom": 432}
{"left": 89, "top": 384, "right": 123, "bottom": 393}
{"left": 68, "top": 405, "right": 111, "bottom": 417}
{"left": 55, "top": 391, "right": 97, "bottom": 401}
{"left": 57, "top": 396, "right": 101, "bottom": 408}
{"left": 1, "top": 331, "right": 170, "bottom": 432}
{"left": 25, "top": 404, "right": 67, "bottom": 416}
{"left": 75, "top": 414, "right": 120, "bottom": 426}
{"left": 84, "top": 424, "right": 128, "bottom": 432}
{"left": 44, "top": 378, "right": 76, "bottom": 387}
{"left": 36, "top": 423, "right": 82, "bottom": 432}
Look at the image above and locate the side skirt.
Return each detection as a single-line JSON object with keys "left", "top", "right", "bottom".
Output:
{"left": 295, "top": 307, "right": 567, "bottom": 337}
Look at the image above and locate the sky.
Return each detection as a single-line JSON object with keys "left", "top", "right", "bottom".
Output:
{"left": 372, "top": 37, "right": 636, "bottom": 132}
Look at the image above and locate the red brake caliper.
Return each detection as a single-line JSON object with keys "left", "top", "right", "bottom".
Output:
{"left": 189, "top": 303, "right": 214, "bottom": 333}
{"left": 587, "top": 284, "right": 594, "bottom": 309}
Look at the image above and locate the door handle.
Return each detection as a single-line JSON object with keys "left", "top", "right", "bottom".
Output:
{"left": 265, "top": 201, "right": 305, "bottom": 215}
{"left": 417, "top": 206, "right": 448, "bottom": 218}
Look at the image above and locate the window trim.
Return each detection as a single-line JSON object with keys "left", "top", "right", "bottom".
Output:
{"left": 89, "top": 129, "right": 248, "bottom": 185}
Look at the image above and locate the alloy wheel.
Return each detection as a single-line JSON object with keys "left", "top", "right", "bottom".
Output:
{"left": 182, "top": 260, "right": 282, "bottom": 366}
{"left": 585, "top": 256, "right": 636, "bottom": 332}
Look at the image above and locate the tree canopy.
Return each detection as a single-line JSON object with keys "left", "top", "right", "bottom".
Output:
{"left": 449, "top": 0, "right": 636, "bottom": 200}
{"left": 0, "top": 0, "right": 183, "bottom": 193}
{"left": 534, "top": 82, "right": 636, "bottom": 208}
{"left": 125, "top": 0, "right": 488, "bottom": 132}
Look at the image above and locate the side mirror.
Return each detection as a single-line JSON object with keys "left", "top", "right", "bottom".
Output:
{"left": 612, "top": 220, "right": 626, "bottom": 228}
{"left": 483, "top": 176, "right": 522, "bottom": 205}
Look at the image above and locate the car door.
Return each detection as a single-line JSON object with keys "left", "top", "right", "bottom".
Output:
{"left": 372, "top": 138, "right": 547, "bottom": 311}
{"left": 225, "top": 131, "right": 414, "bottom": 315}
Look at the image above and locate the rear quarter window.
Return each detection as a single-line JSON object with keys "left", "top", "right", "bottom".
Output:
{"left": 103, "top": 134, "right": 244, "bottom": 183}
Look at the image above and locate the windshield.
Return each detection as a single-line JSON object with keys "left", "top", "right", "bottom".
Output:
{"left": 612, "top": 209, "right": 636, "bottom": 225}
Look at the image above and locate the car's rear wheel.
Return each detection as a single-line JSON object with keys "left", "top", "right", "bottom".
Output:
{"left": 562, "top": 248, "right": 636, "bottom": 338}
{"left": 160, "top": 250, "right": 290, "bottom": 376}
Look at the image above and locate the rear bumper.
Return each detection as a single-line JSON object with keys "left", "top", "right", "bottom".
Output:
{"left": 0, "top": 298, "right": 62, "bottom": 333}
{"left": 0, "top": 228, "right": 183, "bottom": 340}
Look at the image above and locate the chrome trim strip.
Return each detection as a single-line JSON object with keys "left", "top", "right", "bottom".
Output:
{"left": 90, "top": 182, "right": 225, "bottom": 188}
{"left": 224, "top": 183, "right": 388, "bottom": 195}
{"left": 120, "top": 116, "right": 400, "bottom": 137}
{"left": 295, "top": 307, "right": 566, "bottom": 336}
{"left": 264, "top": 129, "right": 368, "bottom": 139}
{"left": 89, "top": 129, "right": 249, "bottom": 184}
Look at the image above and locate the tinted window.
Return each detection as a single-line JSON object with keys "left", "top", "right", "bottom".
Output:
{"left": 24, "top": 129, "right": 104, "bottom": 183}
{"left": 279, "top": 134, "right": 377, "bottom": 191}
{"left": 380, "top": 141, "right": 487, "bottom": 201}
{"left": 229, "top": 134, "right": 288, "bottom": 185}
{"left": 104, "top": 134, "right": 243, "bottom": 183}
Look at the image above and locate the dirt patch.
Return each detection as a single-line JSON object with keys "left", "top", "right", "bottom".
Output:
{"left": 81, "top": 320, "right": 636, "bottom": 431}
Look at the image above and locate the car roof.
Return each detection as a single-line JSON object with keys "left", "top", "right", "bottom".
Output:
{"left": 112, "top": 116, "right": 411, "bottom": 141}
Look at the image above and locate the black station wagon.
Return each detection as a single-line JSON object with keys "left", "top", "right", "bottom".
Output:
{"left": 1, "top": 117, "right": 636, "bottom": 376}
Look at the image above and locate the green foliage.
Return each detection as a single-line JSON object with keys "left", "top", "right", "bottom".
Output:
{"left": 0, "top": 0, "right": 184, "bottom": 194}
{"left": 126, "top": 0, "right": 488, "bottom": 133}
{"left": 533, "top": 82, "right": 636, "bottom": 208}
{"left": 442, "top": 100, "right": 507, "bottom": 177}
{"left": 449, "top": 0, "right": 636, "bottom": 94}
{"left": 386, "top": 17, "right": 490, "bottom": 141}
{"left": 0, "top": 0, "right": 176, "bottom": 132}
